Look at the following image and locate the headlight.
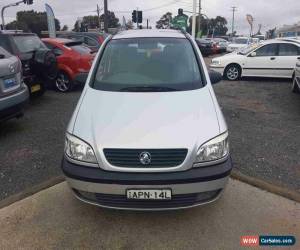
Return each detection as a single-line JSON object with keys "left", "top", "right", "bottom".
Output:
{"left": 195, "top": 132, "right": 229, "bottom": 163}
{"left": 211, "top": 59, "right": 221, "bottom": 65}
{"left": 65, "top": 133, "right": 97, "bottom": 163}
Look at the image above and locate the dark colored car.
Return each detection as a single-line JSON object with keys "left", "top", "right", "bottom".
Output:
{"left": 42, "top": 38, "right": 95, "bottom": 92}
{"left": 0, "top": 31, "right": 58, "bottom": 96}
{"left": 195, "top": 39, "right": 213, "bottom": 57}
{"left": 58, "top": 32, "right": 108, "bottom": 53}
{"left": 0, "top": 47, "right": 29, "bottom": 122}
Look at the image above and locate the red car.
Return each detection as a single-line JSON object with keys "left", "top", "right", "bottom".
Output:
{"left": 42, "top": 38, "right": 95, "bottom": 92}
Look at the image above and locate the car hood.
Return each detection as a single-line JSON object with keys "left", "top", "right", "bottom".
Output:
{"left": 72, "top": 87, "right": 220, "bottom": 151}
{"left": 213, "top": 52, "right": 244, "bottom": 62}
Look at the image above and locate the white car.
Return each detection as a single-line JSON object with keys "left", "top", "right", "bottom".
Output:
{"left": 211, "top": 39, "right": 300, "bottom": 81}
{"left": 292, "top": 60, "right": 300, "bottom": 93}
{"left": 226, "top": 37, "right": 252, "bottom": 53}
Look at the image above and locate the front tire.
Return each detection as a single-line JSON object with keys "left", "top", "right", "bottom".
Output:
{"left": 55, "top": 72, "right": 73, "bottom": 92}
{"left": 292, "top": 75, "right": 300, "bottom": 93}
{"left": 224, "top": 64, "right": 241, "bottom": 81}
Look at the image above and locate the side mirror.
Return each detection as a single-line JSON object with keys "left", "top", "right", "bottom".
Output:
{"left": 209, "top": 70, "right": 223, "bottom": 85}
{"left": 249, "top": 52, "right": 257, "bottom": 57}
{"left": 74, "top": 73, "right": 88, "bottom": 85}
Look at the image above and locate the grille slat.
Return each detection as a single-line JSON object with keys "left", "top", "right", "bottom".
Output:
{"left": 103, "top": 148, "right": 188, "bottom": 168}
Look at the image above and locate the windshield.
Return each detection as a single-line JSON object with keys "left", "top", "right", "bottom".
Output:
{"left": 12, "top": 35, "right": 46, "bottom": 53}
{"left": 234, "top": 38, "right": 249, "bottom": 44}
{"left": 93, "top": 38, "right": 202, "bottom": 92}
{"left": 238, "top": 44, "right": 259, "bottom": 55}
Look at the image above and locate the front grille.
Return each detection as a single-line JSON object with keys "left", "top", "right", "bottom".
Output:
{"left": 103, "top": 148, "right": 188, "bottom": 168}
{"left": 75, "top": 190, "right": 222, "bottom": 209}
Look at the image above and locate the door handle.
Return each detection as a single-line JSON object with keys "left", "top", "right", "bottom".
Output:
{"left": 297, "top": 57, "right": 300, "bottom": 60}
{"left": 270, "top": 57, "right": 276, "bottom": 60}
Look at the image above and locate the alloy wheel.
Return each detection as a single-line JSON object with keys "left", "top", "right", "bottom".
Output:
{"left": 226, "top": 66, "right": 239, "bottom": 80}
{"left": 56, "top": 73, "right": 70, "bottom": 92}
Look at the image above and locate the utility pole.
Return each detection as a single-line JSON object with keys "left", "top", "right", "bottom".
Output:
{"left": 104, "top": 0, "right": 108, "bottom": 32}
{"left": 192, "top": 0, "right": 197, "bottom": 38}
{"left": 198, "top": 0, "right": 201, "bottom": 38}
{"left": 231, "top": 6, "right": 237, "bottom": 36}
{"left": 97, "top": 4, "right": 101, "bottom": 31}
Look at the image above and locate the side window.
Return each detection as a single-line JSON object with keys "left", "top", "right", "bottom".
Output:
{"left": 278, "top": 44, "right": 299, "bottom": 56}
{"left": 0, "top": 36, "right": 12, "bottom": 53}
{"left": 255, "top": 44, "right": 278, "bottom": 57}
{"left": 53, "top": 47, "right": 63, "bottom": 56}
{"left": 44, "top": 42, "right": 54, "bottom": 50}
{"left": 84, "top": 37, "right": 98, "bottom": 47}
{"left": 44, "top": 42, "right": 63, "bottom": 56}
{"left": 73, "top": 36, "right": 84, "bottom": 43}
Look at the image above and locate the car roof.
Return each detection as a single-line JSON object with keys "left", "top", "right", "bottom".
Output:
{"left": 261, "top": 39, "right": 300, "bottom": 46}
{"left": 42, "top": 38, "right": 74, "bottom": 44}
{"left": 112, "top": 29, "right": 186, "bottom": 40}
{"left": 0, "top": 31, "right": 36, "bottom": 36}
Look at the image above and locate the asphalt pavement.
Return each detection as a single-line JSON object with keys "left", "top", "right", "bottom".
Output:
{"left": 0, "top": 58, "right": 300, "bottom": 203}
{"left": 0, "top": 90, "right": 80, "bottom": 201}
{"left": 0, "top": 179, "right": 299, "bottom": 250}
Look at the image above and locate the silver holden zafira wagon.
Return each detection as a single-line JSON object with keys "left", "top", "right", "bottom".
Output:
{"left": 62, "top": 29, "right": 232, "bottom": 210}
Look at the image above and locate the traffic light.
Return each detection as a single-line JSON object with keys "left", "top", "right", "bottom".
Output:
{"left": 132, "top": 10, "right": 137, "bottom": 23}
{"left": 23, "top": 0, "right": 33, "bottom": 5}
{"left": 137, "top": 11, "right": 142, "bottom": 24}
{"left": 132, "top": 10, "right": 142, "bottom": 24}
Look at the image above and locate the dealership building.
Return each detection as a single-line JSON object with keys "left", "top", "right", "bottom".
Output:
{"left": 277, "top": 21, "right": 300, "bottom": 37}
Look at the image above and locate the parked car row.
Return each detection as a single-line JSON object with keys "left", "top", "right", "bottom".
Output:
{"left": 210, "top": 38, "right": 300, "bottom": 93}
{"left": 0, "top": 30, "right": 106, "bottom": 122}
{"left": 196, "top": 37, "right": 229, "bottom": 57}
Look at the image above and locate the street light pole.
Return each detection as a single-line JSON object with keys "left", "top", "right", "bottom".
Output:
{"left": 1, "top": 0, "right": 24, "bottom": 30}
{"left": 104, "top": 0, "right": 108, "bottom": 32}
{"left": 192, "top": 0, "right": 196, "bottom": 38}
{"left": 231, "top": 6, "right": 237, "bottom": 36}
{"left": 198, "top": 0, "right": 201, "bottom": 38}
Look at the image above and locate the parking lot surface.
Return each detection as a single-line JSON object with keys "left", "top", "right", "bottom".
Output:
{"left": 0, "top": 67, "right": 300, "bottom": 202}
{"left": 213, "top": 78, "right": 300, "bottom": 192}
{"left": 0, "top": 179, "right": 299, "bottom": 250}
{"left": 0, "top": 90, "right": 80, "bottom": 201}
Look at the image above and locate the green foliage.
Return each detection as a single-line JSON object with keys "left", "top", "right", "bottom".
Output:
{"left": 73, "top": 11, "right": 120, "bottom": 31}
{"left": 187, "top": 15, "right": 228, "bottom": 37}
{"left": 61, "top": 25, "right": 69, "bottom": 31}
{"left": 5, "top": 10, "right": 60, "bottom": 36}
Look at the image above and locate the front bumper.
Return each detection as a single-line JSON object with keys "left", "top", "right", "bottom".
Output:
{"left": 62, "top": 157, "right": 232, "bottom": 210}
{"left": 0, "top": 85, "right": 29, "bottom": 121}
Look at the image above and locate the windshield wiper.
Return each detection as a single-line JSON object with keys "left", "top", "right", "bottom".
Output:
{"left": 119, "top": 86, "right": 179, "bottom": 92}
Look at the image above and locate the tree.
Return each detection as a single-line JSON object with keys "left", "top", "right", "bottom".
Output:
{"left": 61, "top": 25, "right": 69, "bottom": 31}
{"left": 188, "top": 15, "right": 228, "bottom": 37}
{"left": 156, "top": 12, "right": 172, "bottom": 29}
{"left": 5, "top": 10, "right": 60, "bottom": 36}
{"left": 73, "top": 11, "right": 119, "bottom": 31}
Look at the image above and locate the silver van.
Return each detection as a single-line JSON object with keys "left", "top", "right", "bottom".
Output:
{"left": 62, "top": 30, "right": 232, "bottom": 210}
{"left": 0, "top": 47, "right": 29, "bottom": 122}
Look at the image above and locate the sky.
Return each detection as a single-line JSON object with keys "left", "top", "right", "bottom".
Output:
{"left": 1, "top": 0, "right": 300, "bottom": 34}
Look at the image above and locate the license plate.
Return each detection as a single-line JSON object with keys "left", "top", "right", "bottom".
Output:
{"left": 4, "top": 78, "right": 17, "bottom": 89}
{"left": 126, "top": 189, "right": 172, "bottom": 200}
{"left": 31, "top": 84, "right": 41, "bottom": 93}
